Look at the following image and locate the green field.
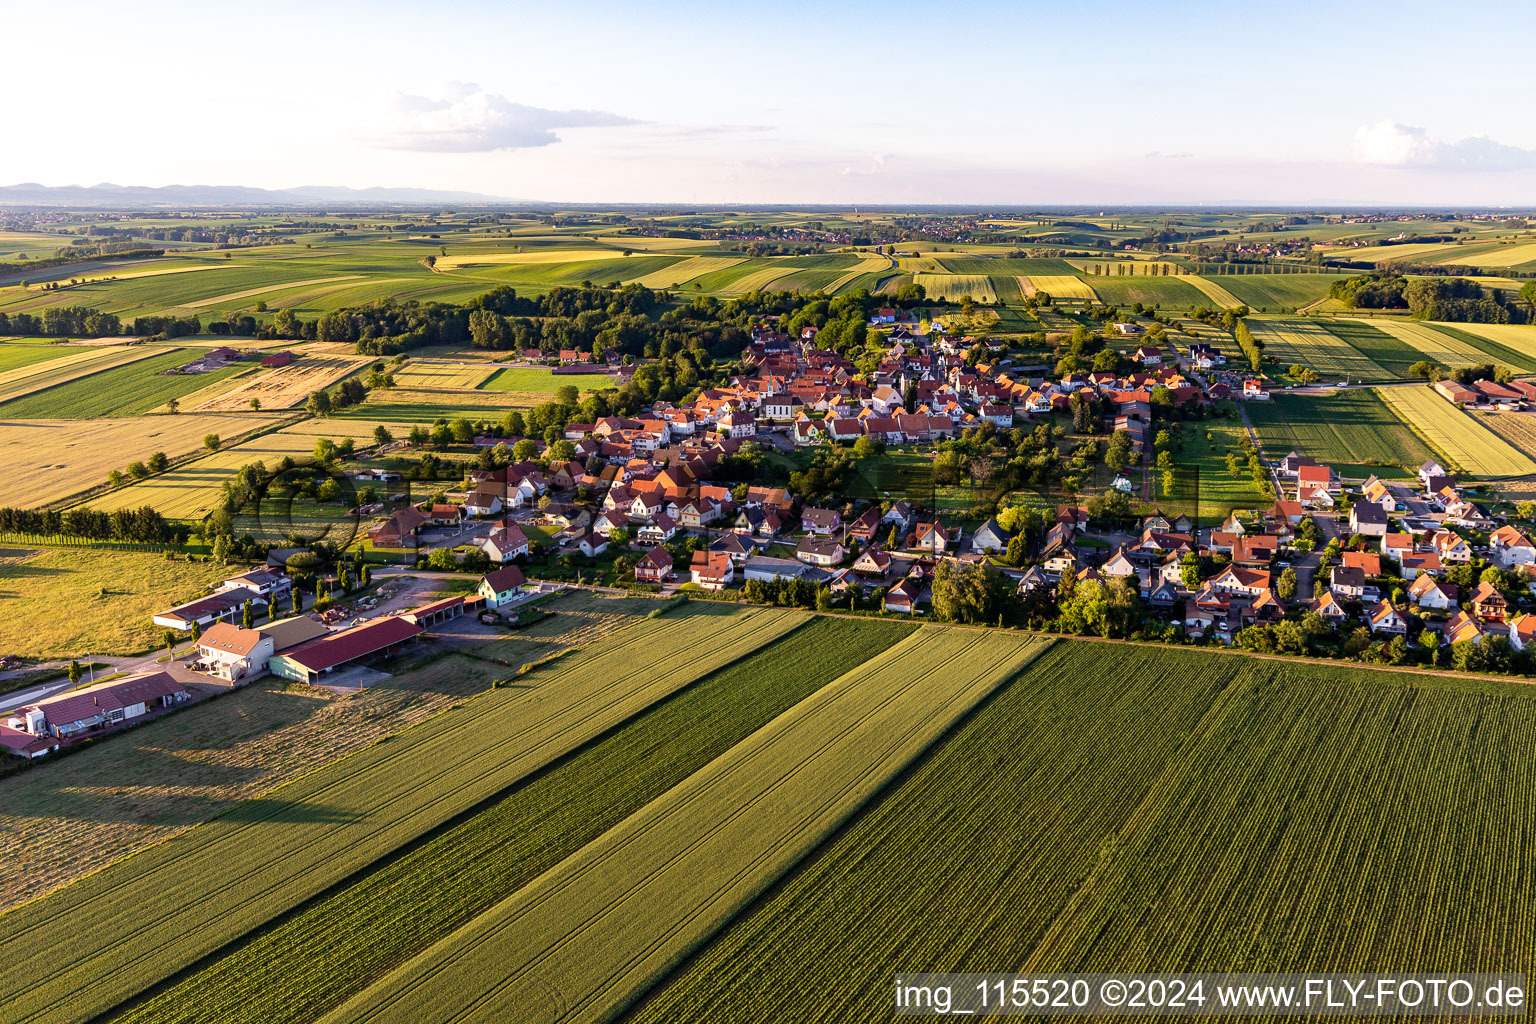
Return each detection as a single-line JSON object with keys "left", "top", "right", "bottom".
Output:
{"left": 1316, "top": 319, "right": 1433, "bottom": 379}
{"left": 0, "top": 604, "right": 802, "bottom": 1024}
{"left": 1081, "top": 275, "right": 1210, "bottom": 308}
{"left": 1158, "top": 414, "right": 1268, "bottom": 516}
{"left": 323, "top": 628, "right": 1049, "bottom": 1024}
{"left": 1215, "top": 274, "right": 1351, "bottom": 310}
{"left": 631, "top": 642, "right": 1536, "bottom": 1020}
{"left": 0, "top": 343, "right": 75, "bottom": 374}
{"left": 1246, "top": 389, "right": 1436, "bottom": 472}
{"left": 111, "top": 616, "right": 916, "bottom": 1024}
{"left": 1246, "top": 318, "right": 1391, "bottom": 381}
{"left": 478, "top": 365, "right": 609, "bottom": 401}
{"left": 0, "top": 547, "right": 228, "bottom": 658}
{"left": 0, "top": 348, "right": 246, "bottom": 418}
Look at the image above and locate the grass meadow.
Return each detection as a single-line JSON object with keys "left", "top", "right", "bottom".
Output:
{"left": 0, "top": 547, "right": 226, "bottom": 658}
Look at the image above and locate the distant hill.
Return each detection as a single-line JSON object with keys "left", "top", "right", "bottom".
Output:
{"left": 0, "top": 182, "right": 517, "bottom": 206}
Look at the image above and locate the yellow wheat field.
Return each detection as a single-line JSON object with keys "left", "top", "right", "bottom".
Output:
{"left": 1378, "top": 385, "right": 1536, "bottom": 478}
{"left": 1027, "top": 275, "right": 1099, "bottom": 302}
{"left": 1182, "top": 276, "right": 1245, "bottom": 308}
{"left": 1367, "top": 319, "right": 1492, "bottom": 368}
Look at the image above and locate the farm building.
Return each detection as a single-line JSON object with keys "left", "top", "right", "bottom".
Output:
{"left": 369, "top": 506, "right": 429, "bottom": 548}
{"left": 193, "top": 615, "right": 326, "bottom": 682}
{"left": 402, "top": 596, "right": 465, "bottom": 628}
{"left": 7, "top": 671, "right": 190, "bottom": 740}
{"left": 261, "top": 351, "right": 294, "bottom": 368}
{"left": 153, "top": 585, "right": 264, "bottom": 632}
{"left": 267, "top": 616, "right": 424, "bottom": 684}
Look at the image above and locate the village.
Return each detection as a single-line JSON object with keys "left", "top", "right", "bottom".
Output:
{"left": 3, "top": 300, "right": 1535, "bottom": 763}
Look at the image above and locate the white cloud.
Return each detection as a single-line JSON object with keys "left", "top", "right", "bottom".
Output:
{"left": 371, "top": 82, "right": 637, "bottom": 152}
{"left": 1353, "top": 121, "right": 1536, "bottom": 171}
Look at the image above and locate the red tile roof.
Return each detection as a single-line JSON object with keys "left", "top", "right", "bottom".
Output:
{"left": 277, "top": 617, "right": 423, "bottom": 672}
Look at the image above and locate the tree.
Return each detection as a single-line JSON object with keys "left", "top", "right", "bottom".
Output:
{"left": 191, "top": 621, "right": 201, "bottom": 643}
{"left": 306, "top": 390, "right": 332, "bottom": 417}
{"left": 512, "top": 438, "right": 540, "bottom": 462}
{"left": 241, "top": 600, "right": 253, "bottom": 630}
{"left": 1181, "top": 552, "right": 1202, "bottom": 590}
{"left": 1276, "top": 566, "right": 1298, "bottom": 600}
{"left": 167, "top": 397, "right": 180, "bottom": 415}
{"left": 250, "top": 397, "right": 261, "bottom": 411}
{"left": 373, "top": 424, "right": 393, "bottom": 447}
{"left": 204, "top": 434, "right": 221, "bottom": 451}
{"left": 148, "top": 451, "right": 168, "bottom": 473}
{"left": 292, "top": 587, "right": 303, "bottom": 614}
{"left": 930, "top": 560, "right": 1003, "bottom": 624}
{"left": 314, "top": 438, "right": 337, "bottom": 463}
{"left": 555, "top": 384, "right": 580, "bottom": 406}
{"left": 68, "top": 659, "right": 81, "bottom": 686}
{"left": 1004, "top": 532, "right": 1027, "bottom": 567}
{"left": 852, "top": 434, "right": 883, "bottom": 459}
{"left": 163, "top": 628, "right": 178, "bottom": 653}
{"left": 211, "top": 534, "right": 231, "bottom": 563}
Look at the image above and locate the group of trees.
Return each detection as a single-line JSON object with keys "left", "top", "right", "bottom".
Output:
{"left": 0, "top": 306, "right": 122, "bottom": 338}
{"left": 0, "top": 504, "right": 179, "bottom": 543}
{"left": 1332, "top": 272, "right": 1531, "bottom": 324}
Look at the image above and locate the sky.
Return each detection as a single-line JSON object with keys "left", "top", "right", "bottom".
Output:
{"left": 7, "top": 0, "right": 1536, "bottom": 206}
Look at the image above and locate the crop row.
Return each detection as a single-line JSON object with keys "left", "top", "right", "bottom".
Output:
{"left": 110, "top": 616, "right": 916, "bottom": 1024}
{"left": 1377, "top": 385, "right": 1536, "bottom": 478}
{"left": 320, "top": 628, "right": 1051, "bottom": 1024}
{"left": 633, "top": 643, "right": 1536, "bottom": 1020}
{"left": 627, "top": 641, "right": 1234, "bottom": 1021}
{"left": 0, "top": 603, "right": 802, "bottom": 1024}
{"left": 1023, "top": 657, "right": 1536, "bottom": 974}
{"left": 1246, "top": 318, "right": 1390, "bottom": 381}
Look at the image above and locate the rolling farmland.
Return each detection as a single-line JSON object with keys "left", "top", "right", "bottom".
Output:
{"left": 1377, "top": 385, "right": 1536, "bottom": 478}
{"left": 1435, "top": 322, "right": 1536, "bottom": 364}
{"left": 1180, "top": 275, "right": 1245, "bottom": 308}
{"left": 321, "top": 629, "right": 1049, "bottom": 1024}
{"left": 0, "top": 604, "right": 802, "bottom": 1024}
{"left": 912, "top": 273, "right": 996, "bottom": 303}
{"left": 1479, "top": 411, "right": 1536, "bottom": 456}
{"left": 1316, "top": 319, "right": 1429, "bottom": 379}
{"left": 1367, "top": 318, "right": 1496, "bottom": 369}
{"left": 193, "top": 347, "right": 371, "bottom": 411}
{"left": 628, "top": 256, "right": 745, "bottom": 290}
{"left": 388, "top": 360, "right": 496, "bottom": 390}
{"left": 0, "top": 343, "right": 75, "bottom": 374}
{"left": 1215, "top": 274, "right": 1349, "bottom": 310}
{"left": 0, "top": 413, "right": 282, "bottom": 507}
{"left": 1246, "top": 390, "right": 1435, "bottom": 471}
{"left": 1246, "top": 318, "right": 1390, "bottom": 380}
{"left": 0, "top": 348, "right": 248, "bottom": 418}
{"left": 0, "top": 547, "right": 229, "bottom": 660}
{"left": 80, "top": 419, "right": 408, "bottom": 519}
{"left": 479, "top": 366, "right": 608, "bottom": 401}
{"left": 1026, "top": 275, "right": 1098, "bottom": 301}
{"left": 114, "top": 616, "right": 918, "bottom": 1024}
{"left": 1083, "top": 276, "right": 1208, "bottom": 308}
{"left": 0, "top": 345, "right": 169, "bottom": 404}
{"left": 0, "top": 591, "right": 660, "bottom": 912}
{"left": 631, "top": 642, "right": 1536, "bottom": 1020}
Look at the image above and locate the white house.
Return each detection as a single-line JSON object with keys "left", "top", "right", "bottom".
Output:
{"left": 477, "top": 565, "right": 527, "bottom": 609}
{"left": 194, "top": 623, "right": 275, "bottom": 682}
